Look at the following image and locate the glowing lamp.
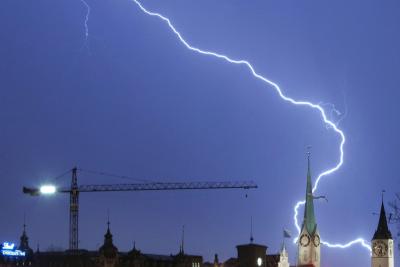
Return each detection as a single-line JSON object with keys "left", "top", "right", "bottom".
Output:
{"left": 40, "top": 185, "right": 56, "bottom": 194}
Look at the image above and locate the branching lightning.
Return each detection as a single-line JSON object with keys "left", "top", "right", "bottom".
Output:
{"left": 130, "top": 0, "right": 371, "bottom": 253}
{"left": 319, "top": 92, "right": 348, "bottom": 127}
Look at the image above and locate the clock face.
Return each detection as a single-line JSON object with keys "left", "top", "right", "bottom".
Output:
{"left": 313, "top": 235, "right": 320, "bottom": 247}
{"left": 373, "top": 240, "right": 388, "bottom": 257}
{"left": 257, "top": 257, "right": 262, "bottom": 266}
{"left": 300, "top": 234, "right": 310, "bottom": 247}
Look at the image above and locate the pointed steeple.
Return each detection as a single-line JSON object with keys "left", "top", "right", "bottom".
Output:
{"left": 105, "top": 218, "right": 113, "bottom": 244}
{"left": 373, "top": 199, "right": 392, "bottom": 240}
{"left": 19, "top": 217, "right": 31, "bottom": 251}
{"left": 302, "top": 152, "right": 317, "bottom": 234}
{"left": 129, "top": 240, "right": 141, "bottom": 257}
{"left": 281, "top": 242, "right": 286, "bottom": 253}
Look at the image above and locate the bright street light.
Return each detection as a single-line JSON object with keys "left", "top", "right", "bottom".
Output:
{"left": 40, "top": 185, "right": 56, "bottom": 195}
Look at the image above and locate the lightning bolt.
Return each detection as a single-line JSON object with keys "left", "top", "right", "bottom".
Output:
{"left": 80, "top": 0, "right": 91, "bottom": 50}
{"left": 130, "top": 0, "right": 371, "bottom": 253}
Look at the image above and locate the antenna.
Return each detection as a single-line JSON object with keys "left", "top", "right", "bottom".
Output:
{"left": 180, "top": 225, "right": 185, "bottom": 254}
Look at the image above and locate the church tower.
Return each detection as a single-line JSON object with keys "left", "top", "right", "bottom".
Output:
{"left": 99, "top": 220, "right": 119, "bottom": 267}
{"left": 371, "top": 199, "right": 394, "bottom": 267}
{"left": 18, "top": 221, "right": 33, "bottom": 265}
{"left": 278, "top": 244, "right": 290, "bottom": 267}
{"left": 18, "top": 223, "right": 32, "bottom": 252}
{"left": 297, "top": 153, "right": 320, "bottom": 267}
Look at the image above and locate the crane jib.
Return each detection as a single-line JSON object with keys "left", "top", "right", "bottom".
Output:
{"left": 78, "top": 182, "right": 257, "bottom": 192}
{"left": 23, "top": 167, "right": 257, "bottom": 251}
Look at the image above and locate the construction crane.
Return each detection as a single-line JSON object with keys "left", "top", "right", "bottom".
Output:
{"left": 23, "top": 167, "right": 257, "bottom": 252}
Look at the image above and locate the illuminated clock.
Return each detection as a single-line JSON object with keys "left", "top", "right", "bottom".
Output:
{"left": 257, "top": 257, "right": 262, "bottom": 266}
{"left": 313, "top": 235, "right": 320, "bottom": 247}
{"left": 300, "top": 234, "right": 310, "bottom": 247}
{"left": 373, "top": 240, "right": 388, "bottom": 257}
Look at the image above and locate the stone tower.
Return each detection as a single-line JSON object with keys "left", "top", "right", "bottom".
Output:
{"left": 297, "top": 154, "right": 320, "bottom": 267}
{"left": 371, "top": 199, "right": 394, "bottom": 267}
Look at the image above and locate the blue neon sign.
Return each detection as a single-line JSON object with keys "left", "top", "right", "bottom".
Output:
{"left": 1, "top": 242, "right": 26, "bottom": 257}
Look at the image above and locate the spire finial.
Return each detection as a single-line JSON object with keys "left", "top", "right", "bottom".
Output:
{"left": 306, "top": 146, "right": 312, "bottom": 178}
{"left": 107, "top": 209, "right": 110, "bottom": 230}
{"left": 250, "top": 216, "right": 254, "bottom": 243}
{"left": 23, "top": 213, "right": 26, "bottom": 233}
{"left": 381, "top": 190, "right": 386, "bottom": 203}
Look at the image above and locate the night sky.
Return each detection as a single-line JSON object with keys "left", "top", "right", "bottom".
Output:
{"left": 1, "top": 0, "right": 399, "bottom": 266}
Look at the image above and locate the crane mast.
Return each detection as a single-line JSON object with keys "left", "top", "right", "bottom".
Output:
{"left": 70, "top": 167, "right": 79, "bottom": 252}
{"left": 23, "top": 168, "right": 257, "bottom": 252}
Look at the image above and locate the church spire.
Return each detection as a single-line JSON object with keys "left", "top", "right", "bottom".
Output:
{"left": 19, "top": 215, "right": 30, "bottom": 251}
{"left": 302, "top": 151, "right": 317, "bottom": 234}
{"left": 18, "top": 215, "right": 33, "bottom": 260}
{"left": 373, "top": 197, "right": 392, "bottom": 240}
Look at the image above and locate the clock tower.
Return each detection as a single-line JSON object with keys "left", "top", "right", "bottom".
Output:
{"left": 371, "top": 199, "right": 394, "bottom": 267}
{"left": 297, "top": 153, "right": 320, "bottom": 267}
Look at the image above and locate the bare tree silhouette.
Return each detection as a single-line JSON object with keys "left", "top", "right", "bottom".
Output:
{"left": 389, "top": 193, "right": 400, "bottom": 251}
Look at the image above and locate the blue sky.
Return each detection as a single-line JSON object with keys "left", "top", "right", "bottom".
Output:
{"left": 1, "top": 0, "right": 399, "bottom": 266}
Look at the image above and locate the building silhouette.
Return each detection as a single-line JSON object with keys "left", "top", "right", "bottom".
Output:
{"left": 0, "top": 221, "right": 202, "bottom": 267}
{"left": 2, "top": 158, "right": 397, "bottom": 267}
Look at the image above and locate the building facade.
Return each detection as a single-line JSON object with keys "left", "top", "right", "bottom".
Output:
{"left": 206, "top": 241, "right": 290, "bottom": 267}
